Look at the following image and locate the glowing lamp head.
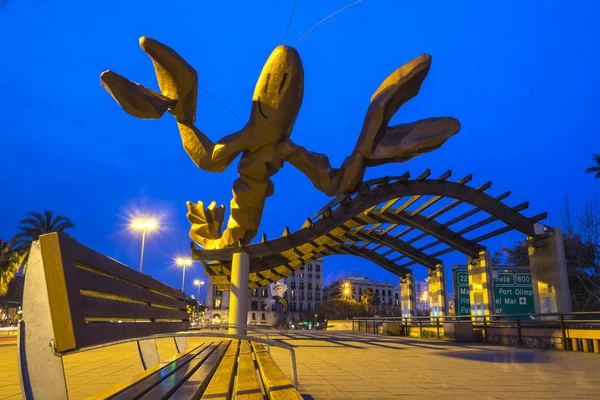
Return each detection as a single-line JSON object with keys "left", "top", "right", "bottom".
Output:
{"left": 193, "top": 279, "right": 204, "bottom": 286}
{"left": 131, "top": 218, "right": 159, "bottom": 231}
{"left": 176, "top": 257, "right": 192, "bottom": 267}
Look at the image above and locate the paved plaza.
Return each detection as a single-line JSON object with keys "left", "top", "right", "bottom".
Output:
{"left": 1, "top": 331, "right": 600, "bottom": 399}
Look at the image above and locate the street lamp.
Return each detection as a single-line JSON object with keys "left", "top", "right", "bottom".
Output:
{"left": 193, "top": 279, "right": 205, "bottom": 316}
{"left": 130, "top": 217, "right": 158, "bottom": 273}
{"left": 176, "top": 257, "right": 192, "bottom": 292}
{"left": 342, "top": 282, "right": 351, "bottom": 320}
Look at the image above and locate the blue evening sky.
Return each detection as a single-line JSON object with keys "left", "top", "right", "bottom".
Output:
{"left": 1, "top": 1, "right": 599, "bottom": 300}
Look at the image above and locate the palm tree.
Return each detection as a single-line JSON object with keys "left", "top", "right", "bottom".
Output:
{"left": 585, "top": 154, "right": 600, "bottom": 178}
{"left": 0, "top": 239, "right": 24, "bottom": 296}
{"left": 11, "top": 210, "right": 75, "bottom": 253}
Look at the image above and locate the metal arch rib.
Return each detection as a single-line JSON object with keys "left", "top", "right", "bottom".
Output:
{"left": 348, "top": 230, "right": 442, "bottom": 270}
{"left": 192, "top": 178, "right": 542, "bottom": 264}
{"left": 368, "top": 209, "right": 485, "bottom": 258}
{"left": 321, "top": 243, "right": 410, "bottom": 277}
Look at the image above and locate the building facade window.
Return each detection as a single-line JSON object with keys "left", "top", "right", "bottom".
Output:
{"left": 252, "top": 312, "right": 256, "bottom": 320}
{"left": 316, "top": 293, "right": 321, "bottom": 301}
{"left": 307, "top": 303, "right": 312, "bottom": 311}
{"left": 214, "top": 286, "right": 222, "bottom": 296}
{"left": 251, "top": 300, "right": 258, "bottom": 310}
{"left": 291, "top": 290, "right": 296, "bottom": 299}
{"left": 316, "top": 264, "right": 321, "bottom": 272}
{"left": 300, "top": 272, "right": 304, "bottom": 278}
{"left": 315, "top": 284, "right": 319, "bottom": 291}
{"left": 308, "top": 292, "right": 313, "bottom": 300}
{"left": 299, "top": 282, "right": 304, "bottom": 290}
{"left": 308, "top": 283, "right": 312, "bottom": 290}
{"left": 388, "top": 290, "right": 392, "bottom": 297}
{"left": 261, "top": 288, "right": 268, "bottom": 297}
{"left": 316, "top": 274, "right": 320, "bottom": 279}
{"left": 261, "top": 313, "right": 266, "bottom": 321}
{"left": 251, "top": 288, "right": 258, "bottom": 297}
{"left": 308, "top": 264, "right": 313, "bottom": 271}
{"left": 299, "top": 303, "right": 304, "bottom": 312}
{"left": 291, "top": 302, "right": 296, "bottom": 311}
{"left": 300, "top": 292, "right": 305, "bottom": 300}
{"left": 308, "top": 273, "right": 312, "bottom": 279}
{"left": 214, "top": 299, "right": 222, "bottom": 309}
{"left": 291, "top": 282, "right": 296, "bottom": 289}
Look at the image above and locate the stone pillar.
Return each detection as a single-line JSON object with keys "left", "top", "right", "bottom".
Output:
{"left": 467, "top": 250, "right": 494, "bottom": 318}
{"left": 400, "top": 274, "right": 416, "bottom": 318}
{"left": 228, "top": 252, "right": 249, "bottom": 335}
{"left": 428, "top": 264, "right": 447, "bottom": 317}
{"left": 527, "top": 227, "right": 572, "bottom": 313}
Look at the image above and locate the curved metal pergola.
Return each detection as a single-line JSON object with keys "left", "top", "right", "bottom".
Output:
{"left": 192, "top": 170, "right": 546, "bottom": 288}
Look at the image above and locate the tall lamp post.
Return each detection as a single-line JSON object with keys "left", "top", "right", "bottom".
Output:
{"left": 193, "top": 279, "right": 204, "bottom": 316}
{"left": 343, "top": 282, "right": 351, "bottom": 320}
{"left": 130, "top": 218, "right": 158, "bottom": 273}
{"left": 176, "top": 258, "right": 192, "bottom": 292}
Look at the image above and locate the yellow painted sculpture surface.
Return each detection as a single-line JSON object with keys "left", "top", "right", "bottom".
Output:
{"left": 101, "top": 37, "right": 460, "bottom": 249}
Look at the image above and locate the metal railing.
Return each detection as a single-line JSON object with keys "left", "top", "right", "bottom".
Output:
{"left": 351, "top": 312, "right": 600, "bottom": 352}
{"left": 50, "top": 324, "right": 298, "bottom": 389}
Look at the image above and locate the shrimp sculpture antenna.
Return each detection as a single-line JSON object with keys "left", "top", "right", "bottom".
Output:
{"left": 100, "top": 37, "right": 459, "bottom": 250}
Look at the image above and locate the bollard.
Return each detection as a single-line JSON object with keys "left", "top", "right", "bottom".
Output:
{"left": 571, "top": 338, "right": 580, "bottom": 352}
{"left": 582, "top": 339, "right": 590, "bottom": 353}
{"left": 592, "top": 339, "right": 600, "bottom": 354}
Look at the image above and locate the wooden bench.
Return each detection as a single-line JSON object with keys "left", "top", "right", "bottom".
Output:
{"left": 18, "top": 232, "right": 302, "bottom": 399}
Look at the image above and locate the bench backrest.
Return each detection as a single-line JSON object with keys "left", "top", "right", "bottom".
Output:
{"left": 32, "top": 232, "right": 189, "bottom": 352}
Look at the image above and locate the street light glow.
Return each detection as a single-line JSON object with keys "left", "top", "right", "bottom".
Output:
{"left": 176, "top": 257, "right": 192, "bottom": 267}
{"left": 193, "top": 279, "right": 204, "bottom": 286}
{"left": 130, "top": 218, "right": 159, "bottom": 231}
{"left": 129, "top": 216, "right": 160, "bottom": 273}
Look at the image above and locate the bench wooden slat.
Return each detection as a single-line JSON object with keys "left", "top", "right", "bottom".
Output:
{"left": 81, "top": 296, "right": 188, "bottom": 320}
{"left": 90, "top": 343, "right": 205, "bottom": 400}
{"left": 252, "top": 343, "right": 302, "bottom": 400}
{"left": 201, "top": 340, "right": 240, "bottom": 400}
{"left": 235, "top": 341, "right": 263, "bottom": 400}
{"left": 110, "top": 343, "right": 212, "bottom": 400}
{"left": 60, "top": 235, "right": 184, "bottom": 300}
{"left": 140, "top": 342, "right": 222, "bottom": 400}
{"left": 77, "top": 322, "right": 188, "bottom": 348}
{"left": 170, "top": 341, "right": 232, "bottom": 399}
{"left": 76, "top": 267, "right": 185, "bottom": 309}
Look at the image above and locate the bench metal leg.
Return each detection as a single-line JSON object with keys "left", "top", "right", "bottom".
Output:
{"left": 174, "top": 336, "right": 188, "bottom": 352}
{"left": 137, "top": 339, "right": 160, "bottom": 369}
{"left": 18, "top": 242, "right": 68, "bottom": 400}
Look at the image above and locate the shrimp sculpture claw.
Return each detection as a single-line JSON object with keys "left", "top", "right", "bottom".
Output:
{"left": 101, "top": 37, "right": 460, "bottom": 250}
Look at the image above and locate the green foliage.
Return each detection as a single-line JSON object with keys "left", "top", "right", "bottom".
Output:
{"left": 420, "top": 329, "right": 443, "bottom": 339}
{"left": 319, "top": 298, "right": 369, "bottom": 319}
{"left": 12, "top": 210, "right": 75, "bottom": 253}
{"left": 585, "top": 154, "right": 600, "bottom": 179}
{"left": 0, "top": 239, "right": 24, "bottom": 296}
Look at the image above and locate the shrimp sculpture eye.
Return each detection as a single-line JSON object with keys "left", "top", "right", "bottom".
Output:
{"left": 101, "top": 36, "right": 458, "bottom": 250}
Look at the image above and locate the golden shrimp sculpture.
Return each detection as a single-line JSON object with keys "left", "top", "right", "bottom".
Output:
{"left": 101, "top": 37, "right": 459, "bottom": 250}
